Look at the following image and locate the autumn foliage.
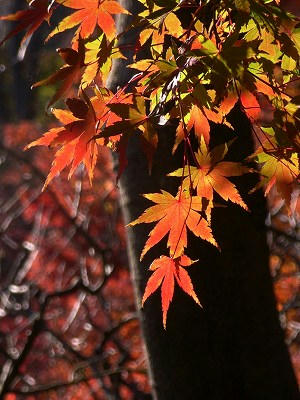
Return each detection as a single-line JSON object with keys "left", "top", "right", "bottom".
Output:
{"left": 0, "top": 0, "right": 299, "bottom": 329}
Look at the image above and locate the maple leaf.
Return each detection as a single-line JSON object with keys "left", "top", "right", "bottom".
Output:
{"left": 31, "top": 45, "right": 85, "bottom": 108}
{"left": 254, "top": 75, "right": 277, "bottom": 99}
{"left": 169, "top": 137, "right": 252, "bottom": 210}
{"left": 251, "top": 149, "right": 299, "bottom": 211}
{"left": 172, "top": 92, "right": 239, "bottom": 153}
{"left": 139, "top": 8, "right": 183, "bottom": 55}
{"left": 26, "top": 95, "right": 105, "bottom": 187}
{"left": 48, "top": 0, "right": 129, "bottom": 42}
{"left": 142, "top": 255, "right": 201, "bottom": 328}
{"left": 172, "top": 104, "right": 211, "bottom": 154}
{"left": 0, "top": 0, "right": 53, "bottom": 47}
{"left": 187, "top": 104, "right": 211, "bottom": 144}
{"left": 218, "top": 92, "right": 238, "bottom": 117}
{"left": 103, "top": 95, "right": 158, "bottom": 170}
{"left": 26, "top": 87, "right": 127, "bottom": 186}
{"left": 81, "top": 35, "right": 126, "bottom": 88}
{"left": 240, "top": 90, "right": 261, "bottom": 121}
{"left": 129, "top": 190, "right": 217, "bottom": 260}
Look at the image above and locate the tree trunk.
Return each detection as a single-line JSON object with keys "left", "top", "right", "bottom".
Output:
{"left": 108, "top": 1, "right": 299, "bottom": 399}
{"left": 0, "top": 0, "right": 40, "bottom": 121}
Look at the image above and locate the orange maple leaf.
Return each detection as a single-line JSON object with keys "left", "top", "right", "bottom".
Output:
{"left": 240, "top": 90, "right": 261, "bottom": 121}
{"left": 187, "top": 104, "right": 210, "bottom": 144}
{"left": 0, "top": 0, "right": 53, "bottom": 47}
{"left": 142, "top": 255, "right": 201, "bottom": 328}
{"left": 26, "top": 92, "right": 118, "bottom": 186}
{"left": 48, "top": 0, "right": 129, "bottom": 42}
{"left": 172, "top": 99, "right": 236, "bottom": 154}
{"left": 26, "top": 88, "right": 130, "bottom": 186}
{"left": 129, "top": 190, "right": 217, "bottom": 260}
{"left": 172, "top": 104, "right": 211, "bottom": 153}
{"left": 26, "top": 98, "right": 97, "bottom": 187}
{"left": 169, "top": 137, "right": 252, "bottom": 210}
{"left": 219, "top": 93, "right": 238, "bottom": 116}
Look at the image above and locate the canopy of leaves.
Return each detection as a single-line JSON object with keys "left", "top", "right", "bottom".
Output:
{"left": 1, "top": 0, "right": 299, "bottom": 327}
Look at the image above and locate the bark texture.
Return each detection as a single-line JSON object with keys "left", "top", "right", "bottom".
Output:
{"left": 108, "top": 1, "right": 300, "bottom": 399}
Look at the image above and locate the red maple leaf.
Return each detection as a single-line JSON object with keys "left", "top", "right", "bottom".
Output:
{"left": 142, "top": 255, "right": 201, "bottom": 328}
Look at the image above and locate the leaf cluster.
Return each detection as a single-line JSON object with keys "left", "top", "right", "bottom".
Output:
{"left": 1, "top": 0, "right": 299, "bottom": 327}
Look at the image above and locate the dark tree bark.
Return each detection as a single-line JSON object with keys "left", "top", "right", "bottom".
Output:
{"left": 0, "top": 0, "right": 65, "bottom": 121}
{"left": 108, "top": 1, "right": 300, "bottom": 399}
{"left": 0, "top": 0, "right": 43, "bottom": 121}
